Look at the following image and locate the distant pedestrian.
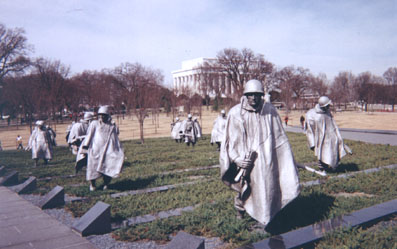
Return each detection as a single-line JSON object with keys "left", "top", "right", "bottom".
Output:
{"left": 16, "top": 135, "right": 23, "bottom": 150}
{"left": 284, "top": 116, "right": 289, "bottom": 126}
{"left": 300, "top": 115, "right": 305, "bottom": 130}
{"left": 26, "top": 120, "right": 53, "bottom": 167}
{"left": 305, "top": 96, "right": 352, "bottom": 172}
{"left": 82, "top": 106, "right": 124, "bottom": 191}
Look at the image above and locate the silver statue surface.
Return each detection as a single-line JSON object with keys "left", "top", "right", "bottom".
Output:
{"left": 305, "top": 96, "right": 352, "bottom": 171}
{"left": 211, "top": 109, "right": 227, "bottom": 151}
{"left": 26, "top": 120, "right": 53, "bottom": 166}
{"left": 181, "top": 114, "right": 200, "bottom": 147}
{"left": 171, "top": 117, "right": 184, "bottom": 143}
{"left": 68, "top": 112, "right": 92, "bottom": 155}
{"left": 220, "top": 79, "right": 300, "bottom": 226}
{"left": 82, "top": 106, "right": 124, "bottom": 191}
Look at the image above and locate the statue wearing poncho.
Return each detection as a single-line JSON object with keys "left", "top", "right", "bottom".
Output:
{"left": 219, "top": 80, "right": 300, "bottom": 226}
{"left": 305, "top": 96, "right": 352, "bottom": 170}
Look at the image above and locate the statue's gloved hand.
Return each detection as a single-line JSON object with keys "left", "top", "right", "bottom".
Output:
{"left": 235, "top": 157, "right": 253, "bottom": 169}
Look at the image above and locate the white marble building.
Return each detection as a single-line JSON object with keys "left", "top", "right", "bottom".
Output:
{"left": 171, "top": 58, "right": 234, "bottom": 98}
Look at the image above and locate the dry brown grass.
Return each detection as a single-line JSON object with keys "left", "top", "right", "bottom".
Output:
{"left": 1, "top": 108, "right": 396, "bottom": 150}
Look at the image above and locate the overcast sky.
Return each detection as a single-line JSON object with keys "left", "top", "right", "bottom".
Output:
{"left": 1, "top": 0, "right": 396, "bottom": 86}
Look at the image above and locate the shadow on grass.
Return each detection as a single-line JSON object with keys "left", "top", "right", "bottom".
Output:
{"left": 109, "top": 176, "right": 158, "bottom": 191}
{"left": 333, "top": 163, "right": 359, "bottom": 173}
{"left": 265, "top": 192, "right": 335, "bottom": 235}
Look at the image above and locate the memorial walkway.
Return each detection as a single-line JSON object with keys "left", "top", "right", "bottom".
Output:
{"left": 285, "top": 126, "right": 397, "bottom": 146}
{"left": 0, "top": 186, "right": 97, "bottom": 249}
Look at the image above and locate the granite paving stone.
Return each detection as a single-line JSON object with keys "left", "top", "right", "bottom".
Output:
{"left": 0, "top": 186, "right": 96, "bottom": 249}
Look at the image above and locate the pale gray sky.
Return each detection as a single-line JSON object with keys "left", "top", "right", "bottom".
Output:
{"left": 1, "top": 0, "right": 396, "bottom": 86}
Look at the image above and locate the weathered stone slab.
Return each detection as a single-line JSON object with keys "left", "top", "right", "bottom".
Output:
{"left": 11, "top": 176, "right": 37, "bottom": 194}
{"left": 0, "top": 166, "right": 5, "bottom": 176}
{"left": 166, "top": 231, "right": 204, "bottom": 249}
{"left": 125, "top": 205, "right": 197, "bottom": 226}
{"left": 242, "top": 199, "right": 397, "bottom": 249}
{"left": 0, "top": 170, "right": 18, "bottom": 186}
{"left": 72, "top": 201, "right": 111, "bottom": 236}
{"left": 39, "top": 186, "right": 65, "bottom": 209}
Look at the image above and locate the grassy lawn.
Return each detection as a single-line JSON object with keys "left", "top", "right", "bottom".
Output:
{"left": 1, "top": 133, "right": 396, "bottom": 248}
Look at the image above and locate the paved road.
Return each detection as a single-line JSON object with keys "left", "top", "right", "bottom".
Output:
{"left": 285, "top": 126, "right": 397, "bottom": 146}
{"left": 0, "top": 186, "right": 97, "bottom": 249}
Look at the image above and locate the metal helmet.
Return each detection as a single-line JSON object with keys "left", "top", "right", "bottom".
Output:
{"left": 318, "top": 96, "right": 332, "bottom": 107}
{"left": 243, "top": 79, "right": 264, "bottom": 95}
{"left": 84, "top": 112, "right": 94, "bottom": 121}
{"left": 187, "top": 114, "right": 192, "bottom": 119}
{"left": 98, "top": 106, "right": 110, "bottom": 115}
{"left": 221, "top": 109, "right": 225, "bottom": 114}
{"left": 36, "top": 120, "right": 44, "bottom": 126}
{"left": 193, "top": 117, "right": 198, "bottom": 121}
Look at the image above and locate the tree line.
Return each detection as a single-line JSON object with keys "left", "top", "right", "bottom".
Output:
{"left": 1, "top": 23, "right": 397, "bottom": 142}
{"left": 194, "top": 48, "right": 397, "bottom": 112}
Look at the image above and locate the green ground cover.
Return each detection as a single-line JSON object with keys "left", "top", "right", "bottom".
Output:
{"left": 315, "top": 217, "right": 397, "bottom": 249}
{"left": 1, "top": 133, "right": 396, "bottom": 248}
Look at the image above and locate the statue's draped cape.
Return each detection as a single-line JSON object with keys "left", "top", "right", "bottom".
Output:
{"left": 220, "top": 97, "right": 300, "bottom": 225}
{"left": 305, "top": 104, "right": 347, "bottom": 168}
{"left": 171, "top": 121, "right": 183, "bottom": 139}
{"left": 28, "top": 127, "right": 53, "bottom": 160}
{"left": 211, "top": 115, "right": 227, "bottom": 144}
{"left": 82, "top": 120, "right": 124, "bottom": 180}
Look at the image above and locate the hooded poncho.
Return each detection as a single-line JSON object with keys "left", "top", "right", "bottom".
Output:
{"left": 211, "top": 115, "right": 227, "bottom": 144}
{"left": 82, "top": 120, "right": 124, "bottom": 180}
{"left": 305, "top": 104, "right": 347, "bottom": 168}
{"left": 220, "top": 96, "right": 300, "bottom": 225}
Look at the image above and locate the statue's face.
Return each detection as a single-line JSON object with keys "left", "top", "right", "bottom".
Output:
{"left": 99, "top": 114, "right": 110, "bottom": 123}
{"left": 321, "top": 105, "right": 330, "bottom": 111}
{"left": 246, "top": 93, "right": 263, "bottom": 108}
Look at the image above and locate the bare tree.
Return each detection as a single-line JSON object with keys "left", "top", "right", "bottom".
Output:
{"left": 330, "top": 71, "right": 355, "bottom": 110}
{"left": 2, "top": 74, "right": 40, "bottom": 131}
{"left": 195, "top": 61, "right": 217, "bottom": 109}
{"left": 0, "top": 23, "right": 32, "bottom": 116}
{"left": 383, "top": 67, "right": 397, "bottom": 111}
{"left": 275, "top": 66, "right": 311, "bottom": 110}
{"left": 215, "top": 48, "right": 273, "bottom": 99}
{"left": 0, "top": 23, "right": 32, "bottom": 82}
{"left": 114, "top": 62, "right": 164, "bottom": 144}
{"left": 33, "top": 58, "right": 70, "bottom": 127}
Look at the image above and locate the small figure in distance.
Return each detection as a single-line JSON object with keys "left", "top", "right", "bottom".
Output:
{"left": 211, "top": 109, "right": 227, "bottom": 151}
{"left": 183, "top": 114, "right": 199, "bottom": 147}
{"left": 284, "top": 115, "right": 289, "bottom": 126}
{"left": 26, "top": 120, "right": 53, "bottom": 167}
{"left": 300, "top": 115, "right": 305, "bottom": 130}
{"left": 305, "top": 96, "right": 353, "bottom": 173}
{"left": 193, "top": 116, "right": 202, "bottom": 140}
{"left": 171, "top": 117, "right": 183, "bottom": 143}
{"left": 16, "top": 135, "right": 23, "bottom": 150}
